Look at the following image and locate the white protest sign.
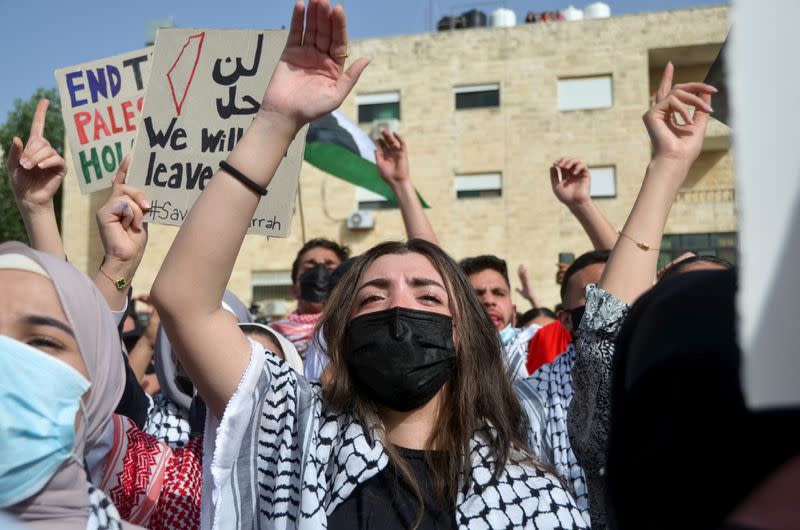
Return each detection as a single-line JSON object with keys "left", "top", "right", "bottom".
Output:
{"left": 127, "top": 29, "right": 307, "bottom": 237}
{"left": 55, "top": 48, "right": 152, "bottom": 193}
{"left": 732, "top": 0, "right": 800, "bottom": 409}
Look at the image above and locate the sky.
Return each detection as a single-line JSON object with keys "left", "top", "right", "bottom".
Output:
{"left": 1, "top": 0, "right": 726, "bottom": 120}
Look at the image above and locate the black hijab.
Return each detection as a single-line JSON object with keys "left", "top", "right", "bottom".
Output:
{"left": 606, "top": 269, "right": 799, "bottom": 530}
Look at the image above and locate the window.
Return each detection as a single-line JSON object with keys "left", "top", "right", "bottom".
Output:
{"left": 454, "top": 83, "right": 500, "bottom": 109}
{"left": 455, "top": 173, "right": 502, "bottom": 199}
{"left": 557, "top": 75, "right": 613, "bottom": 111}
{"left": 658, "top": 232, "right": 738, "bottom": 269}
{"left": 251, "top": 271, "right": 292, "bottom": 303}
{"left": 357, "top": 91, "right": 400, "bottom": 123}
{"left": 589, "top": 166, "right": 617, "bottom": 198}
{"left": 356, "top": 187, "right": 395, "bottom": 210}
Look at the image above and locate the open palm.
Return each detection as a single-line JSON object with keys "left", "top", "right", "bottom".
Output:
{"left": 261, "top": 0, "right": 369, "bottom": 129}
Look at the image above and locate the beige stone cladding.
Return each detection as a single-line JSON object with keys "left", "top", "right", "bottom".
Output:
{"left": 60, "top": 5, "right": 733, "bottom": 312}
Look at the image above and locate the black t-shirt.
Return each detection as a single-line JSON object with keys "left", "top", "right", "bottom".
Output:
{"left": 328, "top": 446, "right": 456, "bottom": 530}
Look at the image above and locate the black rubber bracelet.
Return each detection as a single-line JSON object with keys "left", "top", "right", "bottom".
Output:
{"left": 219, "top": 160, "right": 268, "bottom": 197}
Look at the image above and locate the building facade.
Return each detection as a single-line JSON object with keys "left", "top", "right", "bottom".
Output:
{"left": 61, "top": 5, "right": 734, "bottom": 314}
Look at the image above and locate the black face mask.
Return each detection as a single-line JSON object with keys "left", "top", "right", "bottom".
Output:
{"left": 344, "top": 307, "right": 457, "bottom": 412}
{"left": 299, "top": 264, "right": 333, "bottom": 303}
{"left": 568, "top": 305, "right": 586, "bottom": 331}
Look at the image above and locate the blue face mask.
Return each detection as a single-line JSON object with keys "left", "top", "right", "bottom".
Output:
{"left": 498, "top": 324, "right": 519, "bottom": 347}
{"left": 0, "top": 335, "right": 90, "bottom": 508}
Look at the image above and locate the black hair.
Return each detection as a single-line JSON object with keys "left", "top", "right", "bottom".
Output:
{"left": 290, "top": 238, "right": 351, "bottom": 283}
{"left": 560, "top": 249, "right": 611, "bottom": 303}
{"left": 516, "top": 307, "right": 558, "bottom": 328}
{"left": 458, "top": 255, "right": 510, "bottom": 287}
{"left": 659, "top": 255, "right": 733, "bottom": 282}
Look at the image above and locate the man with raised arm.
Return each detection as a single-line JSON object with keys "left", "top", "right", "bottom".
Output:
{"left": 458, "top": 157, "right": 618, "bottom": 381}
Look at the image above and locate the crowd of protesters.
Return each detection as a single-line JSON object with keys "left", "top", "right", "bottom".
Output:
{"left": 1, "top": 1, "right": 796, "bottom": 529}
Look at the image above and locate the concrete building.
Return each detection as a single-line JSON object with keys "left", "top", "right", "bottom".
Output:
{"left": 60, "top": 4, "right": 734, "bottom": 314}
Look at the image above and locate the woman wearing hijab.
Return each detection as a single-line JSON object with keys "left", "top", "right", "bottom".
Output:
{"left": 606, "top": 268, "right": 799, "bottom": 529}
{"left": 0, "top": 242, "right": 203, "bottom": 529}
{"left": 151, "top": 2, "right": 586, "bottom": 528}
{"left": 3, "top": 110, "right": 202, "bottom": 528}
{"left": 0, "top": 241, "right": 204, "bottom": 530}
{"left": 0, "top": 241, "right": 132, "bottom": 528}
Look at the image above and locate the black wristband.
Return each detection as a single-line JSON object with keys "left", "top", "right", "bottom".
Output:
{"left": 219, "top": 160, "right": 268, "bottom": 197}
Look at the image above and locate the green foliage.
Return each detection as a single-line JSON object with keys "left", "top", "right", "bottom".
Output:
{"left": 0, "top": 88, "right": 65, "bottom": 243}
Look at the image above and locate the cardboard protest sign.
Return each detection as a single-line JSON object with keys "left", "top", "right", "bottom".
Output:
{"left": 55, "top": 48, "right": 152, "bottom": 193}
{"left": 127, "top": 29, "right": 307, "bottom": 237}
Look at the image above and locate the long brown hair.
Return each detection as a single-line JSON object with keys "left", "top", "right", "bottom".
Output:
{"left": 321, "top": 240, "right": 540, "bottom": 520}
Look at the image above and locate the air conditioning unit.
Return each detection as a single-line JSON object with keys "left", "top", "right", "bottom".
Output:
{"left": 369, "top": 119, "right": 400, "bottom": 142}
{"left": 262, "top": 300, "right": 289, "bottom": 317}
{"left": 346, "top": 210, "right": 375, "bottom": 231}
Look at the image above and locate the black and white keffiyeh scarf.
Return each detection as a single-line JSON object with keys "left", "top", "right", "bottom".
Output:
{"left": 202, "top": 340, "right": 588, "bottom": 530}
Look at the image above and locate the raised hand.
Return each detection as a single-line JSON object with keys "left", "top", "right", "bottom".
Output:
{"left": 515, "top": 264, "right": 531, "bottom": 298}
{"left": 374, "top": 129, "right": 437, "bottom": 243}
{"left": 550, "top": 157, "right": 591, "bottom": 207}
{"left": 376, "top": 130, "right": 410, "bottom": 187}
{"left": 515, "top": 264, "right": 540, "bottom": 308}
{"left": 96, "top": 155, "right": 151, "bottom": 273}
{"left": 5, "top": 99, "right": 65, "bottom": 213}
{"left": 598, "top": 63, "right": 716, "bottom": 305}
{"left": 260, "top": 0, "right": 370, "bottom": 131}
{"left": 550, "top": 155, "right": 618, "bottom": 250}
{"left": 644, "top": 62, "right": 716, "bottom": 165}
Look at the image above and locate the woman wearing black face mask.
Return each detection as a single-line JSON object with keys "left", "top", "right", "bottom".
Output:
{"left": 150, "top": 2, "right": 585, "bottom": 528}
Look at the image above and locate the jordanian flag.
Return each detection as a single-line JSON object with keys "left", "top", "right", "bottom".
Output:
{"left": 304, "top": 110, "right": 429, "bottom": 207}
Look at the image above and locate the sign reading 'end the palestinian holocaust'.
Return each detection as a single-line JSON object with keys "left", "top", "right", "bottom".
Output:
{"left": 127, "top": 28, "right": 307, "bottom": 237}
{"left": 55, "top": 48, "right": 152, "bottom": 194}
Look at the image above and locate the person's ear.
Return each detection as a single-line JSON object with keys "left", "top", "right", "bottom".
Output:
{"left": 290, "top": 282, "right": 300, "bottom": 301}
{"left": 512, "top": 304, "right": 518, "bottom": 327}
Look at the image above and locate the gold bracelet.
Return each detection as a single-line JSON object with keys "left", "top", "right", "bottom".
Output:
{"left": 618, "top": 231, "right": 659, "bottom": 252}
{"left": 99, "top": 268, "right": 129, "bottom": 290}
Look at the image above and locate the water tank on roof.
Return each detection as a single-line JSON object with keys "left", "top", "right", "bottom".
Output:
{"left": 562, "top": 5, "right": 584, "bottom": 21}
{"left": 462, "top": 9, "right": 488, "bottom": 28}
{"left": 491, "top": 8, "right": 517, "bottom": 27}
{"left": 437, "top": 16, "right": 463, "bottom": 31}
{"left": 584, "top": 2, "right": 611, "bottom": 19}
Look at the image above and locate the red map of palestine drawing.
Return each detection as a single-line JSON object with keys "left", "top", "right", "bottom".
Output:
{"left": 167, "top": 32, "right": 205, "bottom": 116}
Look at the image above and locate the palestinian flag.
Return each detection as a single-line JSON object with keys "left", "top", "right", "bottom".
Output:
{"left": 304, "top": 110, "right": 429, "bottom": 207}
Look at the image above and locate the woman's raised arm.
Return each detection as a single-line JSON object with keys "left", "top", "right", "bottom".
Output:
{"left": 151, "top": 0, "right": 369, "bottom": 418}
{"left": 598, "top": 62, "right": 715, "bottom": 303}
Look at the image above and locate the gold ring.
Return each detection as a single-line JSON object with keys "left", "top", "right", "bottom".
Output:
{"left": 333, "top": 52, "right": 349, "bottom": 58}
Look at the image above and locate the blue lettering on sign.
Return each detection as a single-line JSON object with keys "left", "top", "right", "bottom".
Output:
{"left": 66, "top": 71, "right": 87, "bottom": 107}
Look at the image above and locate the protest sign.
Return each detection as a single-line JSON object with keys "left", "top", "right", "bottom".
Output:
{"left": 127, "top": 28, "right": 307, "bottom": 237}
{"left": 55, "top": 48, "right": 152, "bottom": 193}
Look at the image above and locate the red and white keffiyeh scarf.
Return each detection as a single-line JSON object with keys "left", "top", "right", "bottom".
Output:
{"left": 270, "top": 310, "right": 321, "bottom": 357}
{"left": 99, "top": 414, "right": 202, "bottom": 530}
